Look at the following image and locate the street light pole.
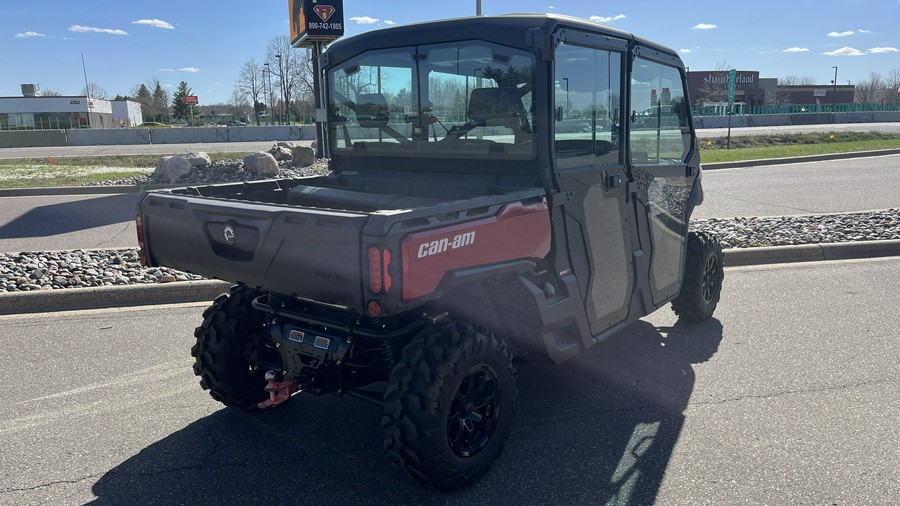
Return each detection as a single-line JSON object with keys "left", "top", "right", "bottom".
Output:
{"left": 476, "top": 0, "right": 481, "bottom": 15}
{"left": 562, "top": 77, "right": 569, "bottom": 119}
{"left": 275, "top": 53, "right": 285, "bottom": 125}
{"left": 263, "top": 62, "right": 273, "bottom": 126}
{"left": 831, "top": 66, "right": 838, "bottom": 113}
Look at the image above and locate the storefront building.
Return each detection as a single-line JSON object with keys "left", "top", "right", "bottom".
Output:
{"left": 686, "top": 70, "right": 855, "bottom": 112}
{"left": 0, "top": 95, "right": 142, "bottom": 130}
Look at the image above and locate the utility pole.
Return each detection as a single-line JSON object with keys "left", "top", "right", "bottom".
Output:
{"left": 81, "top": 52, "right": 92, "bottom": 128}
{"left": 275, "top": 53, "right": 285, "bottom": 124}
{"left": 831, "top": 66, "right": 838, "bottom": 114}
{"left": 263, "top": 62, "right": 273, "bottom": 125}
{"left": 476, "top": 0, "right": 481, "bottom": 15}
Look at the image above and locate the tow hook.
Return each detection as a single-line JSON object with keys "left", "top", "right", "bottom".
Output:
{"left": 257, "top": 370, "right": 300, "bottom": 409}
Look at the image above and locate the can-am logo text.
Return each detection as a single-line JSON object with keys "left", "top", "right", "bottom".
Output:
{"left": 417, "top": 231, "right": 476, "bottom": 258}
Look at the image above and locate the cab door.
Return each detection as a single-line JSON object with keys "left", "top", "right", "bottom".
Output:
{"left": 553, "top": 34, "right": 634, "bottom": 336}
{"left": 628, "top": 49, "right": 698, "bottom": 306}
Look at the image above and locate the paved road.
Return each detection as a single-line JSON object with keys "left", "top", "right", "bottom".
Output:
{"left": 694, "top": 153, "right": 900, "bottom": 219}
{"left": 0, "top": 193, "right": 141, "bottom": 252}
{"left": 0, "top": 123, "right": 895, "bottom": 159}
{"left": 0, "top": 141, "right": 310, "bottom": 160}
{"left": 1, "top": 156, "right": 898, "bottom": 253}
{"left": 1, "top": 258, "right": 897, "bottom": 504}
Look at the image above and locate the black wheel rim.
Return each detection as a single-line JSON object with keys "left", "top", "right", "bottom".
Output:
{"left": 447, "top": 364, "right": 502, "bottom": 458}
{"left": 702, "top": 254, "right": 721, "bottom": 304}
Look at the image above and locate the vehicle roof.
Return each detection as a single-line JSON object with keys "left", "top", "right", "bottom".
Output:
{"left": 324, "top": 13, "right": 681, "bottom": 65}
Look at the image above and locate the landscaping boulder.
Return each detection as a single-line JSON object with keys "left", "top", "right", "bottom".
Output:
{"left": 154, "top": 156, "right": 192, "bottom": 180}
{"left": 183, "top": 151, "right": 211, "bottom": 167}
{"left": 275, "top": 141, "right": 300, "bottom": 150}
{"left": 292, "top": 146, "right": 316, "bottom": 167}
{"left": 268, "top": 146, "right": 294, "bottom": 161}
{"left": 243, "top": 152, "right": 279, "bottom": 175}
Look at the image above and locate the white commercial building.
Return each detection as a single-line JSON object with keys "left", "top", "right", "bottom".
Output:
{"left": 0, "top": 95, "right": 143, "bottom": 130}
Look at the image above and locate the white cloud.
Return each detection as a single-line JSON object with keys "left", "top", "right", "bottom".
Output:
{"left": 132, "top": 19, "right": 175, "bottom": 30}
{"left": 548, "top": 5, "right": 556, "bottom": 9}
{"left": 159, "top": 68, "right": 175, "bottom": 72}
{"left": 823, "top": 47, "right": 865, "bottom": 56}
{"left": 868, "top": 47, "right": 898, "bottom": 53}
{"left": 384, "top": 20, "right": 396, "bottom": 25}
{"left": 679, "top": 48, "right": 691, "bottom": 54}
{"left": 179, "top": 67, "right": 201, "bottom": 73}
{"left": 827, "top": 31, "right": 854, "bottom": 38}
{"left": 590, "top": 14, "right": 626, "bottom": 23}
{"left": 15, "top": 31, "right": 47, "bottom": 38}
{"left": 350, "top": 16, "right": 378, "bottom": 24}
{"left": 692, "top": 23, "right": 718, "bottom": 30}
{"left": 163, "top": 84, "right": 173, "bottom": 88}
{"left": 858, "top": 28, "right": 870, "bottom": 33}
{"left": 782, "top": 47, "right": 810, "bottom": 53}
{"left": 69, "top": 25, "right": 128, "bottom": 35}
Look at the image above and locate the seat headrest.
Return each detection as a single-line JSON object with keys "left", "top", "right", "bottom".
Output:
{"left": 467, "top": 88, "right": 523, "bottom": 126}
{"left": 355, "top": 93, "right": 389, "bottom": 127}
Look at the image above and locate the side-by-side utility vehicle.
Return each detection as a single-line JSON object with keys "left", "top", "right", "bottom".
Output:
{"left": 136, "top": 14, "right": 723, "bottom": 490}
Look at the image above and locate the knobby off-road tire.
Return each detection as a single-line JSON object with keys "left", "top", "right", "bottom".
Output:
{"left": 191, "top": 285, "right": 270, "bottom": 410}
{"left": 382, "top": 322, "right": 517, "bottom": 491}
{"left": 671, "top": 231, "right": 724, "bottom": 322}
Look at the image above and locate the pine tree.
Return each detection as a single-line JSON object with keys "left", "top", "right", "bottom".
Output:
{"left": 135, "top": 84, "right": 153, "bottom": 122}
{"left": 152, "top": 82, "right": 169, "bottom": 122}
{"left": 172, "top": 81, "right": 199, "bottom": 122}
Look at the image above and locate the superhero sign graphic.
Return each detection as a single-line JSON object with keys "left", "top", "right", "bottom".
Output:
{"left": 290, "top": 0, "right": 344, "bottom": 47}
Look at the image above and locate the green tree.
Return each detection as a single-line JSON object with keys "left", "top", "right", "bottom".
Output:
{"left": 151, "top": 80, "right": 169, "bottom": 122}
{"left": 171, "top": 81, "right": 199, "bottom": 122}
{"left": 134, "top": 84, "right": 153, "bottom": 121}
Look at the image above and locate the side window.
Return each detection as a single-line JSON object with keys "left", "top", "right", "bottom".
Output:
{"left": 629, "top": 57, "right": 692, "bottom": 164}
{"left": 554, "top": 43, "right": 622, "bottom": 170}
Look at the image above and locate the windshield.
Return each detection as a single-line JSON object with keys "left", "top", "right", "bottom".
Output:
{"left": 328, "top": 40, "right": 535, "bottom": 158}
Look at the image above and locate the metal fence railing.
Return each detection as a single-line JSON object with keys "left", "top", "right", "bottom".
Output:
{"left": 693, "top": 102, "right": 900, "bottom": 117}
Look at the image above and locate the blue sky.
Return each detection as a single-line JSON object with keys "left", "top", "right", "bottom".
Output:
{"left": 3, "top": 0, "right": 899, "bottom": 104}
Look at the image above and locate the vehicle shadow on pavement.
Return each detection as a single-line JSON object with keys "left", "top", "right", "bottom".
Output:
{"left": 89, "top": 318, "right": 723, "bottom": 505}
{"left": 0, "top": 194, "right": 140, "bottom": 239}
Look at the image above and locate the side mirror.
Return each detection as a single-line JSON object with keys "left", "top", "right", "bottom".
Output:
{"left": 630, "top": 110, "right": 637, "bottom": 123}
{"left": 555, "top": 106, "right": 564, "bottom": 122}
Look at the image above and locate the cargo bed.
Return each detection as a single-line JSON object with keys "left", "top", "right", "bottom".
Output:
{"left": 137, "top": 173, "right": 546, "bottom": 313}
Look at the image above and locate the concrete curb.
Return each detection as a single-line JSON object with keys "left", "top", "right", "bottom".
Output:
{"left": 0, "top": 184, "right": 180, "bottom": 197}
{"left": 1, "top": 240, "right": 898, "bottom": 316}
{"left": 725, "top": 239, "right": 900, "bottom": 267}
{"left": 0, "top": 280, "right": 231, "bottom": 316}
{"left": 702, "top": 148, "right": 900, "bottom": 170}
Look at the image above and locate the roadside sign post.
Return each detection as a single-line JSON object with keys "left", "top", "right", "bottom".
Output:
{"left": 183, "top": 95, "right": 199, "bottom": 126}
{"left": 290, "top": 0, "right": 345, "bottom": 159}
{"left": 726, "top": 69, "right": 736, "bottom": 149}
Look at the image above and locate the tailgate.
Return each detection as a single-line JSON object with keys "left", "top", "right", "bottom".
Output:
{"left": 139, "top": 192, "right": 369, "bottom": 309}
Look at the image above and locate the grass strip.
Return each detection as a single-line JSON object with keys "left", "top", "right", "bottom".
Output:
{"left": 0, "top": 152, "right": 253, "bottom": 189}
{"left": 700, "top": 138, "right": 900, "bottom": 163}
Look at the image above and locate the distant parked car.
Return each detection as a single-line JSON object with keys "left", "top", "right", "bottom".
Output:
{"left": 227, "top": 120, "right": 247, "bottom": 126}
{"left": 141, "top": 122, "right": 172, "bottom": 128}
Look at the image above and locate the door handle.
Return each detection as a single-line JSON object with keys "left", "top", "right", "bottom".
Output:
{"left": 607, "top": 174, "right": 623, "bottom": 189}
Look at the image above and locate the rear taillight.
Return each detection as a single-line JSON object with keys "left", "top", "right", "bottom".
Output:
{"left": 135, "top": 214, "right": 147, "bottom": 266}
{"left": 368, "top": 246, "right": 393, "bottom": 294}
